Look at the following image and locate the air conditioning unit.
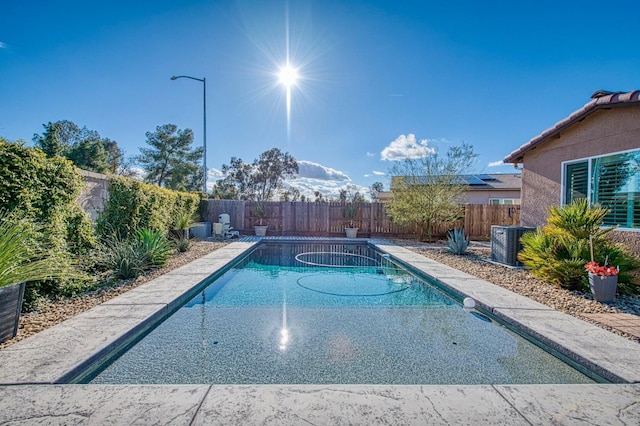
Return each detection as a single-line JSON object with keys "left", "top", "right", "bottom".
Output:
{"left": 491, "top": 226, "right": 535, "bottom": 266}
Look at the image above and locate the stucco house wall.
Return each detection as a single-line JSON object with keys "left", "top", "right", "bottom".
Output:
{"left": 518, "top": 107, "right": 640, "bottom": 227}
{"left": 463, "top": 189, "right": 521, "bottom": 204}
{"left": 504, "top": 90, "right": 640, "bottom": 257}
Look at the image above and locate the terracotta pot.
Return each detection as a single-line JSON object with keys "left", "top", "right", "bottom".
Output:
{"left": 0, "top": 282, "right": 26, "bottom": 343}
{"left": 588, "top": 273, "right": 617, "bottom": 303}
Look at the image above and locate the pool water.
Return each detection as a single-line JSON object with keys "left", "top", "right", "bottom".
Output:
{"left": 85, "top": 242, "right": 596, "bottom": 385}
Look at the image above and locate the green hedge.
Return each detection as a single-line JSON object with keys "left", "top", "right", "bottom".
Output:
{"left": 97, "top": 176, "right": 200, "bottom": 238}
{"left": 0, "top": 140, "right": 95, "bottom": 252}
{"left": 0, "top": 139, "right": 96, "bottom": 304}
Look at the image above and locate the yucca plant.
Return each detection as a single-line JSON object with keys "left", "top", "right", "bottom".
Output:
{"left": 447, "top": 227, "right": 470, "bottom": 255}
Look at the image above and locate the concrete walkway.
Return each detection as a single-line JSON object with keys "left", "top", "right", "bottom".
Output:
{"left": 1, "top": 238, "right": 639, "bottom": 425}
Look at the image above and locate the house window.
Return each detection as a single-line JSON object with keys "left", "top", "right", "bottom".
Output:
{"left": 489, "top": 199, "right": 519, "bottom": 205}
{"left": 563, "top": 149, "right": 640, "bottom": 229}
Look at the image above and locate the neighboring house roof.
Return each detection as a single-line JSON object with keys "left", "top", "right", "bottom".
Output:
{"left": 393, "top": 173, "right": 521, "bottom": 191}
{"left": 504, "top": 90, "right": 640, "bottom": 164}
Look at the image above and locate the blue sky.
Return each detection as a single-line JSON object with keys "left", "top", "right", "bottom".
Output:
{"left": 2, "top": 0, "right": 639, "bottom": 198}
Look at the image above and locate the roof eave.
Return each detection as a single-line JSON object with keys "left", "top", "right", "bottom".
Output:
{"left": 503, "top": 90, "right": 640, "bottom": 164}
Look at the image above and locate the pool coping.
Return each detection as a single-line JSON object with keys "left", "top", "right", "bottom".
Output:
{"left": 0, "top": 238, "right": 639, "bottom": 424}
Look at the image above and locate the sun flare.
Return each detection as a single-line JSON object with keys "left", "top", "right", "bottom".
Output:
{"left": 278, "top": 64, "right": 299, "bottom": 88}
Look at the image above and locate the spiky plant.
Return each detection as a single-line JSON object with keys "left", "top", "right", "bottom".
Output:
{"left": 0, "top": 210, "right": 77, "bottom": 289}
{"left": 95, "top": 236, "right": 148, "bottom": 280}
{"left": 136, "top": 229, "right": 174, "bottom": 268}
{"left": 447, "top": 227, "right": 470, "bottom": 255}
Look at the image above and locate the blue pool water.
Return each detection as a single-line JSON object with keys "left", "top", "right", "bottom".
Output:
{"left": 85, "top": 242, "right": 596, "bottom": 385}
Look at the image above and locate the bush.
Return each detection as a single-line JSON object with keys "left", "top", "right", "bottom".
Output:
{"left": 97, "top": 176, "right": 200, "bottom": 239}
{"left": 95, "top": 229, "right": 174, "bottom": 279}
{"left": 519, "top": 199, "right": 640, "bottom": 292}
{"left": 95, "top": 236, "right": 148, "bottom": 280}
{"left": 0, "top": 140, "right": 95, "bottom": 306}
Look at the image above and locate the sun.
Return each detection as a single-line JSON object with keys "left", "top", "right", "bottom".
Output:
{"left": 278, "top": 64, "right": 299, "bottom": 88}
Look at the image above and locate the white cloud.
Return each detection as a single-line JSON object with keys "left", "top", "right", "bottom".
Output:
{"left": 207, "top": 167, "right": 224, "bottom": 179}
{"left": 296, "top": 160, "right": 350, "bottom": 181}
{"left": 366, "top": 152, "right": 375, "bottom": 157}
{"left": 488, "top": 160, "right": 504, "bottom": 167}
{"left": 0, "top": 42, "right": 6, "bottom": 49}
{"left": 380, "top": 134, "right": 436, "bottom": 161}
{"left": 372, "top": 170, "right": 385, "bottom": 176}
{"left": 290, "top": 179, "right": 370, "bottom": 200}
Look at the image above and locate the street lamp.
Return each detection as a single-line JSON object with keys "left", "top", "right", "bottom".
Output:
{"left": 171, "top": 75, "right": 207, "bottom": 194}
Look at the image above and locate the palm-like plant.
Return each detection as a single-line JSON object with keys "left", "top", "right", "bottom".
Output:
{"left": 519, "top": 199, "right": 640, "bottom": 292}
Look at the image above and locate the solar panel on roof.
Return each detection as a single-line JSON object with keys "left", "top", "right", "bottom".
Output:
{"left": 475, "top": 174, "right": 496, "bottom": 181}
{"left": 464, "top": 176, "right": 486, "bottom": 185}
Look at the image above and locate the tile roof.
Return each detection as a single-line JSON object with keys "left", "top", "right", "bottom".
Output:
{"left": 503, "top": 90, "right": 640, "bottom": 164}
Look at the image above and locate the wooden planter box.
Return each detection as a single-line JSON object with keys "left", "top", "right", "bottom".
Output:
{"left": 0, "top": 282, "right": 25, "bottom": 343}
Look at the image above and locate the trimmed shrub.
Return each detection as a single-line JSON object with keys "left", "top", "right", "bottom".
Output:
{"left": 97, "top": 176, "right": 200, "bottom": 239}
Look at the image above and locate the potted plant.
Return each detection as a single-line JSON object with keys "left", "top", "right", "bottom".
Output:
{"left": 254, "top": 203, "right": 268, "bottom": 237}
{"left": 0, "top": 211, "right": 78, "bottom": 343}
{"left": 585, "top": 236, "right": 619, "bottom": 303}
{"left": 171, "top": 210, "right": 197, "bottom": 240}
{"left": 344, "top": 203, "right": 358, "bottom": 238}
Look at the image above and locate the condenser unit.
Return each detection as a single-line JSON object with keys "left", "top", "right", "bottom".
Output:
{"left": 491, "top": 226, "right": 535, "bottom": 267}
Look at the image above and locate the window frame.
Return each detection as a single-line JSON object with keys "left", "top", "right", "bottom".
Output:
{"left": 561, "top": 148, "right": 640, "bottom": 231}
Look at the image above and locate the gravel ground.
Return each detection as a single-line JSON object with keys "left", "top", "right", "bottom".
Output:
{"left": 0, "top": 241, "right": 228, "bottom": 350}
{"left": 2, "top": 238, "right": 638, "bottom": 351}
{"left": 394, "top": 240, "right": 640, "bottom": 342}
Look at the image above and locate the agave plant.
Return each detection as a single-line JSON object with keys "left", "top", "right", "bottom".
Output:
{"left": 95, "top": 235, "right": 148, "bottom": 280}
{"left": 446, "top": 227, "right": 470, "bottom": 255}
{"left": 136, "top": 228, "right": 174, "bottom": 268}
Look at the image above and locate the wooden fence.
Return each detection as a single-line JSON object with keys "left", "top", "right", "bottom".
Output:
{"left": 204, "top": 200, "right": 521, "bottom": 240}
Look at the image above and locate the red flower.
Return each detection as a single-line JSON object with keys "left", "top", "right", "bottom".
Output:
{"left": 585, "top": 261, "right": 619, "bottom": 276}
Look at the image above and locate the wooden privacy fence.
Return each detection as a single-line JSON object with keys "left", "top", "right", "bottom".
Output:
{"left": 204, "top": 201, "right": 520, "bottom": 240}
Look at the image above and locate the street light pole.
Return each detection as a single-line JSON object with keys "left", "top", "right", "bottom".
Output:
{"left": 171, "top": 75, "right": 207, "bottom": 194}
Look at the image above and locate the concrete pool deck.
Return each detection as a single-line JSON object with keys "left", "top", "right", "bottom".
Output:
{"left": 0, "top": 238, "right": 639, "bottom": 424}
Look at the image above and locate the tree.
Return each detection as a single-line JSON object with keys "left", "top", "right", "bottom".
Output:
{"left": 369, "top": 182, "right": 384, "bottom": 201}
{"left": 385, "top": 142, "right": 478, "bottom": 242}
{"left": 252, "top": 148, "right": 299, "bottom": 201}
{"left": 339, "top": 184, "right": 366, "bottom": 203}
{"left": 213, "top": 148, "right": 299, "bottom": 201}
{"left": 33, "top": 120, "right": 125, "bottom": 174}
{"left": 137, "top": 124, "right": 203, "bottom": 191}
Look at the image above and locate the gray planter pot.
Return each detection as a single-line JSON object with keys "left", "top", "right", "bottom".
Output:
{"left": 0, "top": 282, "right": 26, "bottom": 343}
{"left": 254, "top": 225, "right": 268, "bottom": 237}
{"left": 345, "top": 227, "right": 358, "bottom": 238}
{"left": 588, "top": 273, "right": 617, "bottom": 303}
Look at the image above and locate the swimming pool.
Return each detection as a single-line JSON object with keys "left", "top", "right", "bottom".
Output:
{"left": 83, "top": 242, "right": 598, "bottom": 385}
